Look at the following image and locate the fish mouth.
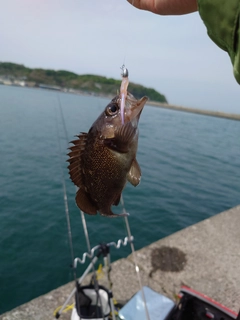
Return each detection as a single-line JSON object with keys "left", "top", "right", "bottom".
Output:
{"left": 124, "top": 94, "right": 148, "bottom": 123}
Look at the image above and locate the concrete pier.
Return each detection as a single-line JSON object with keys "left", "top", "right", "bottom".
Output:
{"left": 1, "top": 205, "right": 240, "bottom": 319}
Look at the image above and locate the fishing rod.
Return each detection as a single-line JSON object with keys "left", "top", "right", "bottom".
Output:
{"left": 121, "top": 196, "right": 150, "bottom": 320}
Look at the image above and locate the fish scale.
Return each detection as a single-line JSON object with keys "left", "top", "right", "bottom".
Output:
{"left": 83, "top": 137, "right": 126, "bottom": 207}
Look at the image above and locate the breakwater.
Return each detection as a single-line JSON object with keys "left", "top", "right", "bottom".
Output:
{"left": 1, "top": 205, "right": 240, "bottom": 320}
{"left": 148, "top": 101, "right": 240, "bottom": 121}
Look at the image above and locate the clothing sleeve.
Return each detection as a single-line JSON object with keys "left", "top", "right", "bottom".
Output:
{"left": 198, "top": 0, "right": 240, "bottom": 84}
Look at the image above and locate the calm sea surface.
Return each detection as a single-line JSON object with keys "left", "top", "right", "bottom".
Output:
{"left": 0, "top": 85, "right": 240, "bottom": 314}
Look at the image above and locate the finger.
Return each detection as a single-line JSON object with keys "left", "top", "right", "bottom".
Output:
{"left": 127, "top": 0, "right": 198, "bottom": 15}
{"left": 126, "top": 0, "right": 155, "bottom": 11}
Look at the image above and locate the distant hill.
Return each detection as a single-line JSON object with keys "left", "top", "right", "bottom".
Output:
{"left": 0, "top": 62, "right": 168, "bottom": 103}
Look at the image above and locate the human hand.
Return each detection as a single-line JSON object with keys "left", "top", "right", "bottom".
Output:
{"left": 127, "top": 0, "right": 198, "bottom": 15}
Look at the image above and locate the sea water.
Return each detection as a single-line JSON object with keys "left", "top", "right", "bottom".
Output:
{"left": 0, "top": 85, "right": 239, "bottom": 314}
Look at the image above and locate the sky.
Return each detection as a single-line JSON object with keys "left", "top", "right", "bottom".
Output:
{"left": 1, "top": 0, "right": 239, "bottom": 113}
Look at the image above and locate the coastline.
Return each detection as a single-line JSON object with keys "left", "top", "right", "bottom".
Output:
{"left": 1, "top": 83, "right": 240, "bottom": 121}
{"left": 147, "top": 100, "right": 240, "bottom": 121}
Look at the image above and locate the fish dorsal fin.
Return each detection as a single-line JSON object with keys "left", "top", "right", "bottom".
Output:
{"left": 76, "top": 188, "right": 98, "bottom": 215}
{"left": 104, "top": 122, "right": 136, "bottom": 153}
{"left": 67, "top": 133, "right": 87, "bottom": 187}
{"left": 127, "top": 158, "right": 141, "bottom": 186}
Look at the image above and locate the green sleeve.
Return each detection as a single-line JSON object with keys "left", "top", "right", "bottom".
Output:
{"left": 198, "top": 0, "right": 240, "bottom": 84}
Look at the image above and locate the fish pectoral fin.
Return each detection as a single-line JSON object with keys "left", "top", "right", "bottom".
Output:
{"left": 104, "top": 122, "right": 136, "bottom": 153}
{"left": 67, "top": 133, "right": 87, "bottom": 188}
{"left": 76, "top": 188, "right": 98, "bottom": 215}
{"left": 127, "top": 158, "right": 141, "bottom": 186}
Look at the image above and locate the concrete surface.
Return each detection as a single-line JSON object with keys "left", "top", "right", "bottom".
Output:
{"left": 1, "top": 205, "right": 240, "bottom": 319}
{"left": 131, "top": 205, "right": 240, "bottom": 312}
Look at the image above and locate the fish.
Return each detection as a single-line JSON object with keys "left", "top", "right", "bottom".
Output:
{"left": 67, "top": 92, "right": 148, "bottom": 217}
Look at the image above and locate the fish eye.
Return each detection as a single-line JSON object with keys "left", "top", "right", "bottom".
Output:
{"left": 105, "top": 103, "right": 119, "bottom": 116}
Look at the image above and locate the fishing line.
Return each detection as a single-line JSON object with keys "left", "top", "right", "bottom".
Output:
{"left": 120, "top": 0, "right": 137, "bottom": 72}
{"left": 57, "top": 94, "right": 69, "bottom": 142}
{"left": 54, "top": 99, "right": 76, "bottom": 279}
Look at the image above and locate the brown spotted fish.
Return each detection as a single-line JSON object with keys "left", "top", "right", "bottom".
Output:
{"left": 68, "top": 92, "right": 148, "bottom": 217}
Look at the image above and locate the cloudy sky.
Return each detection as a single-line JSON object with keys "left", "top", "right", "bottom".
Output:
{"left": 1, "top": 0, "right": 239, "bottom": 112}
